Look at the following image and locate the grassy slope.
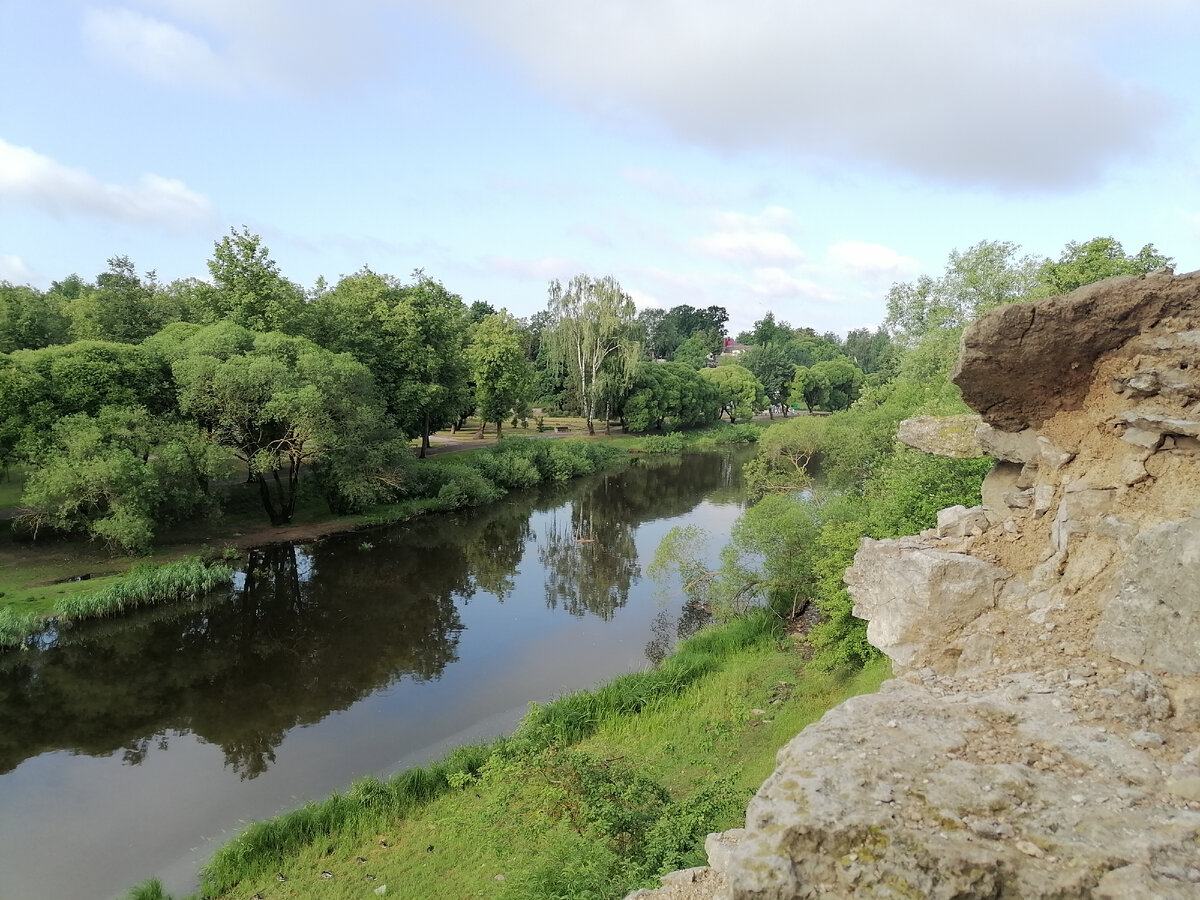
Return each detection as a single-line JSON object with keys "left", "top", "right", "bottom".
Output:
{"left": 196, "top": 643, "right": 888, "bottom": 900}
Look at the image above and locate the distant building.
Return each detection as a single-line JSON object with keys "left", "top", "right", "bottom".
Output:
{"left": 719, "top": 337, "right": 751, "bottom": 357}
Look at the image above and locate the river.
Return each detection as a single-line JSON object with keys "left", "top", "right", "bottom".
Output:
{"left": 0, "top": 448, "right": 754, "bottom": 900}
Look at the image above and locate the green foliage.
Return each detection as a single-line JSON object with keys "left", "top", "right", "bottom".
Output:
{"left": 56, "top": 557, "right": 234, "bottom": 621}
{"left": 640, "top": 433, "right": 685, "bottom": 454}
{"left": 123, "top": 878, "right": 173, "bottom": 900}
{"left": 885, "top": 240, "right": 1043, "bottom": 345}
{"left": 544, "top": 274, "right": 639, "bottom": 433}
{"left": 468, "top": 311, "right": 533, "bottom": 437}
{"left": 0, "top": 606, "right": 42, "bottom": 649}
{"left": 1037, "top": 235, "right": 1174, "bottom": 296}
{"left": 810, "top": 357, "right": 864, "bottom": 410}
{"left": 623, "top": 361, "right": 720, "bottom": 432}
{"left": 697, "top": 364, "right": 767, "bottom": 423}
{"left": 17, "top": 406, "right": 221, "bottom": 553}
{"left": 205, "top": 227, "right": 303, "bottom": 332}
{"left": 0, "top": 282, "right": 70, "bottom": 351}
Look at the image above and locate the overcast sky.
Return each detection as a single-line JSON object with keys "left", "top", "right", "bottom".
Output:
{"left": 2, "top": 1, "right": 1197, "bottom": 336}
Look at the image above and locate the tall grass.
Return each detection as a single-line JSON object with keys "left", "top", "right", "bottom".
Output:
{"left": 0, "top": 606, "right": 42, "bottom": 648}
{"left": 196, "top": 610, "right": 779, "bottom": 896}
{"left": 56, "top": 557, "right": 234, "bottom": 621}
{"left": 201, "top": 741, "right": 494, "bottom": 895}
{"left": 123, "top": 878, "right": 173, "bottom": 900}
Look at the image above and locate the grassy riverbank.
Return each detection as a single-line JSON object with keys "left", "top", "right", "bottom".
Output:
{"left": 0, "top": 426, "right": 760, "bottom": 648}
{"left": 126, "top": 610, "right": 888, "bottom": 900}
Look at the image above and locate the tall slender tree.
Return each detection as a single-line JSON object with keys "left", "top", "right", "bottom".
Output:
{"left": 544, "top": 274, "right": 639, "bottom": 435}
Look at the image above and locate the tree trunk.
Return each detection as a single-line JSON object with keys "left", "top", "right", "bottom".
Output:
{"left": 586, "top": 417, "right": 595, "bottom": 436}
{"left": 496, "top": 418, "right": 503, "bottom": 439}
{"left": 419, "top": 411, "right": 430, "bottom": 459}
{"left": 254, "top": 473, "right": 286, "bottom": 526}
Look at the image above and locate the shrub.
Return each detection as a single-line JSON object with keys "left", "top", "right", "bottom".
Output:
{"left": 640, "top": 434, "right": 684, "bottom": 454}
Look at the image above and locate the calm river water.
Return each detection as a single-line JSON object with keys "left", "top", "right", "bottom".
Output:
{"left": 0, "top": 449, "right": 754, "bottom": 900}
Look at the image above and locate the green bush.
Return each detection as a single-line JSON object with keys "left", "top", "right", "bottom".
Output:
{"left": 433, "top": 466, "right": 503, "bottom": 510}
{"left": 640, "top": 434, "right": 684, "bottom": 454}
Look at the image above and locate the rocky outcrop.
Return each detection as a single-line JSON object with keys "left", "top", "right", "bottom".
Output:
{"left": 632, "top": 271, "right": 1200, "bottom": 899}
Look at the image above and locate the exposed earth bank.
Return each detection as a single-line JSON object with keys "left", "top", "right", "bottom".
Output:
{"left": 633, "top": 270, "right": 1200, "bottom": 899}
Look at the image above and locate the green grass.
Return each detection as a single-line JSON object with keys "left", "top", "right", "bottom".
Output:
{"left": 139, "top": 613, "right": 887, "bottom": 900}
{"left": 0, "top": 555, "right": 234, "bottom": 647}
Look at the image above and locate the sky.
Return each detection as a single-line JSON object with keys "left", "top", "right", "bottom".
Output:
{"left": 2, "top": 1, "right": 1198, "bottom": 338}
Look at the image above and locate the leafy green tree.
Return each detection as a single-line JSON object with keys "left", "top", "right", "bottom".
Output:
{"left": 622, "top": 362, "right": 719, "bottom": 432}
{"left": 173, "top": 331, "right": 392, "bottom": 525}
{"left": 811, "top": 358, "right": 865, "bottom": 410}
{"left": 736, "top": 345, "right": 794, "bottom": 416}
{"left": 385, "top": 274, "right": 473, "bottom": 455}
{"left": 544, "top": 274, "right": 639, "bottom": 435}
{"left": 0, "top": 283, "right": 70, "bottom": 351}
{"left": 790, "top": 365, "right": 830, "bottom": 413}
{"left": 467, "top": 300, "right": 497, "bottom": 323}
{"left": 738, "top": 312, "right": 793, "bottom": 348}
{"left": 671, "top": 330, "right": 719, "bottom": 369}
{"left": 305, "top": 269, "right": 472, "bottom": 456}
{"left": 18, "top": 406, "right": 220, "bottom": 554}
{"left": 885, "top": 240, "right": 1043, "bottom": 345}
{"left": 5, "top": 341, "right": 173, "bottom": 461}
{"left": 65, "top": 256, "right": 168, "bottom": 344}
{"left": 468, "top": 312, "right": 532, "bottom": 438}
{"left": 697, "top": 364, "right": 767, "bottom": 424}
{"left": 206, "top": 228, "right": 303, "bottom": 332}
{"left": 841, "top": 327, "right": 894, "bottom": 375}
{"left": 1038, "top": 236, "right": 1173, "bottom": 295}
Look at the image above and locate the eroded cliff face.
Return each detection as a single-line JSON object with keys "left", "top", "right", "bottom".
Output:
{"left": 631, "top": 271, "right": 1200, "bottom": 899}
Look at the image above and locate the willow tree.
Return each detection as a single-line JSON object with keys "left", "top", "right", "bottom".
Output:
{"left": 544, "top": 274, "right": 639, "bottom": 435}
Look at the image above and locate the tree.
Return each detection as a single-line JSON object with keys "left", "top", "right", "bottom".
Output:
{"left": 0, "top": 283, "right": 70, "bottom": 351}
{"left": 65, "top": 256, "right": 167, "bottom": 344}
{"left": 468, "top": 312, "right": 532, "bottom": 438}
{"left": 811, "top": 358, "right": 864, "bottom": 410}
{"left": 672, "top": 330, "right": 720, "bottom": 369}
{"left": 622, "top": 361, "right": 719, "bottom": 432}
{"left": 698, "top": 364, "right": 767, "bottom": 423}
{"left": 385, "top": 274, "right": 473, "bottom": 455}
{"left": 1038, "top": 236, "right": 1173, "bottom": 296}
{"left": 18, "top": 406, "right": 220, "bottom": 554}
{"left": 739, "top": 312, "right": 793, "bottom": 348}
{"left": 791, "top": 366, "right": 830, "bottom": 413}
{"left": 736, "top": 345, "right": 794, "bottom": 417}
{"left": 206, "top": 228, "right": 303, "bottom": 332}
{"left": 173, "top": 331, "right": 393, "bottom": 525}
{"left": 544, "top": 274, "right": 639, "bottom": 435}
{"left": 305, "top": 269, "right": 472, "bottom": 456}
{"left": 885, "top": 240, "right": 1043, "bottom": 345}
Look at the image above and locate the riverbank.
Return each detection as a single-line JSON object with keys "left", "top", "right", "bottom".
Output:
{"left": 126, "top": 610, "right": 888, "bottom": 900}
{"left": 0, "top": 427, "right": 761, "bottom": 649}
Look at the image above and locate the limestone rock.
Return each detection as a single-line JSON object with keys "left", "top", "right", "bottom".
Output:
{"left": 845, "top": 538, "right": 1006, "bottom": 671}
{"left": 1093, "top": 513, "right": 1200, "bottom": 675}
{"left": 721, "top": 680, "right": 1200, "bottom": 899}
{"left": 953, "top": 269, "right": 1200, "bottom": 430}
{"left": 897, "top": 414, "right": 985, "bottom": 458}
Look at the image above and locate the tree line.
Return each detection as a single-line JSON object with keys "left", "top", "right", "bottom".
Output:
{"left": 0, "top": 230, "right": 1169, "bottom": 555}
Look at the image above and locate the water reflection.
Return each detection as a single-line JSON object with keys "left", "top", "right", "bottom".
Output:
{"left": 0, "top": 449, "right": 752, "bottom": 781}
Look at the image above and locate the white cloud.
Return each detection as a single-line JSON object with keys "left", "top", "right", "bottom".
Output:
{"left": 82, "top": 7, "right": 234, "bottom": 89}
{"left": 695, "top": 206, "right": 804, "bottom": 266}
{"left": 81, "top": 1, "right": 390, "bottom": 93}
{"left": 0, "top": 138, "right": 213, "bottom": 228}
{"left": 0, "top": 254, "right": 37, "bottom": 283}
{"left": 430, "top": 0, "right": 1180, "bottom": 188}
{"left": 828, "top": 242, "right": 920, "bottom": 280}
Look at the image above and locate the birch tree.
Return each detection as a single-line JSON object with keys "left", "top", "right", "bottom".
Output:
{"left": 544, "top": 274, "right": 638, "bottom": 435}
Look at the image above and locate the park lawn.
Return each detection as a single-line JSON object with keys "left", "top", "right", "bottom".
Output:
{"left": 200, "top": 646, "right": 889, "bottom": 900}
